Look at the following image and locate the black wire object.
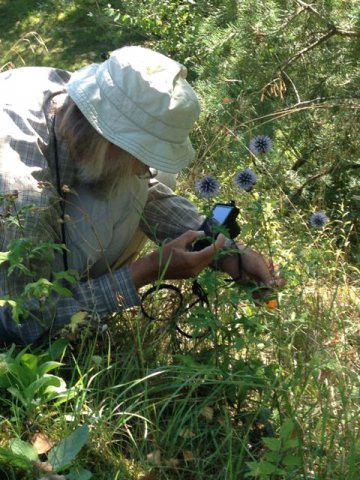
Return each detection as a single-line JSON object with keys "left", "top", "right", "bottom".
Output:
{"left": 140, "top": 280, "right": 210, "bottom": 339}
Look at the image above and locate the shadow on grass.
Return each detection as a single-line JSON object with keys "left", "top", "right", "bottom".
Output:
{"left": 0, "top": 0, "right": 145, "bottom": 71}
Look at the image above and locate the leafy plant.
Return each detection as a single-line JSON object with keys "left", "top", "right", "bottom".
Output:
{"left": 0, "top": 425, "right": 91, "bottom": 479}
{"left": 0, "top": 340, "right": 78, "bottom": 417}
{"left": 246, "top": 419, "right": 302, "bottom": 478}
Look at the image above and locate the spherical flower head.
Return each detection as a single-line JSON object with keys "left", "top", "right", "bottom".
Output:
{"left": 234, "top": 169, "right": 257, "bottom": 192}
{"left": 249, "top": 135, "right": 273, "bottom": 155}
{"left": 195, "top": 175, "right": 220, "bottom": 199}
{"left": 310, "top": 211, "right": 329, "bottom": 228}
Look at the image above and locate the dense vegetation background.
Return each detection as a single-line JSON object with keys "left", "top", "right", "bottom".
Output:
{"left": 0, "top": 1, "right": 359, "bottom": 479}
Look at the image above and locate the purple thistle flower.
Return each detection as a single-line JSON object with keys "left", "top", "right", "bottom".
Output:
{"left": 310, "top": 211, "right": 329, "bottom": 228}
{"left": 234, "top": 169, "right": 257, "bottom": 192}
{"left": 195, "top": 175, "right": 220, "bottom": 199}
{"left": 249, "top": 135, "right": 273, "bottom": 155}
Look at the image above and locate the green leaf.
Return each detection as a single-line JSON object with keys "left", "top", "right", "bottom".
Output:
{"left": 0, "top": 299, "right": 17, "bottom": 310}
{"left": 0, "top": 251, "right": 10, "bottom": 264}
{"left": 53, "top": 386, "right": 79, "bottom": 406}
{"left": 48, "top": 425, "right": 89, "bottom": 472}
{"left": 69, "top": 311, "right": 88, "bottom": 333}
{"left": 53, "top": 269, "right": 79, "bottom": 284}
{"left": 47, "top": 338, "right": 69, "bottom": 361}
{"left": 265, "top": 451, "right": 279, "bottom": 463}
{"left": 0, "top": 446, "right": 33, "bottom": 470}
{"left": 246, "top": 460, "right": 283, "bottom": 476}
{"left": 279, "top": 419, "right": 295, "bottom": 441}
{"left": 258, "top": 461, "right": 279, "bottom": 475}
{"left": 7, "top": 386, "right": 27, "bottom": 406}
{"left": 263, "top": 437, "right": 281, "bottom": 451}
{"left": 20, "top": 353, "right": 38, "bottom": 372}
{"left": 282, "top": 454, "right": 301, "bottom": 466}
{"left": 10, "top": 438, "right": 38, "bottom": 461}
{"left": 245, "top": 461, "right": 262, "bottom": 477}
{"left": 24, "top": 374, "right": 65, "bottom": 401}
{"left": 42, "top": 375, "right": 67, "bottom": 396}
{"left": 67, "top": 466, "right": 93, "bottom": 480}
{"left": 38, "top": 361, "right": 63, "bottom": 376}
{"left": 286, "top": 439, "right": 300, "bottom": 449}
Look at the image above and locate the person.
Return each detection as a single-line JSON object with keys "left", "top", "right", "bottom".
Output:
{"left": 0, "top": 46, "right": 283, "bottom": 346}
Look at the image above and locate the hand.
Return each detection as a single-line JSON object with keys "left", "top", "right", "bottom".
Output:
{"left": 130, "top": 230, "right": 226, "bottom": 289}
{"left": 219, "top": 243, "right": 285, "bottom": 300}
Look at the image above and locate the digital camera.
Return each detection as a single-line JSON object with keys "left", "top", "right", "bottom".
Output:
{"left": 192, "top": 201, "right": 240, "bottom": 251}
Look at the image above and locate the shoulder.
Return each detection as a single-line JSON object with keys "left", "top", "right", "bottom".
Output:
{"left": 0, "top": 67, "right": 71, "bottom": 106}
{"left": 0, "top": 66, "right": 71, "bottom": 85}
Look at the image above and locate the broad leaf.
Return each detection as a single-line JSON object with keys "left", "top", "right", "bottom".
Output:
{"left": 48, "top": 425, "right": 89, "bottom": 472}
{"left": 10, "top": 438, "right": 38, "bottom": 461}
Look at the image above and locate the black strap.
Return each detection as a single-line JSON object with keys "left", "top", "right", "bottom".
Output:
{"left": 52, "top": 119, "right": 68, "bottom": 271}
{"left": 140, "top": 280, "right": 211, "bottom": 339}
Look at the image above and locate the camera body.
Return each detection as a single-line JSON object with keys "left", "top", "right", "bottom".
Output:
{"left": 192, "top": 201, "right": 240, "bottom": 251}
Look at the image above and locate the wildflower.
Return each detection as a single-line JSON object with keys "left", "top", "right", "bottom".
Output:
{"left": 310, "top": 211, "right": 329, "bottom": 228}
{"left": 195, "top": 175, "right": 220, "bottom": 199}
{"left": 249, "top": 135, "right": 273, "bottom": 155}
{"left": 234, "top": 169, "right": 257, "bottom": 192}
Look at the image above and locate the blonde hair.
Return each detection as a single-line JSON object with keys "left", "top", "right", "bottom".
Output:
{"left": 57, "top": 97, "right": 141, "bottom": 196}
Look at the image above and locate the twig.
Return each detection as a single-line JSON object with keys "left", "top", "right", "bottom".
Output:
{"left": 295, "top": 0, "right": 335, "bottom": 29}
{"left": 280, "top": 27, "right": 337, "bottom": 71}
{"left": 282, "top": 71, "right": 301, "bottom": 104}
{"left": 335, "top": 29, "right": 360, "bottom": 38}
{"left": 238, "top": 97, "right": 359, "bottom": 129}
{"left": 292, "top": 165, "right": 335, "bottom": 197}
{"left": 291, "top": 161, "right": 360, "bottom": 197}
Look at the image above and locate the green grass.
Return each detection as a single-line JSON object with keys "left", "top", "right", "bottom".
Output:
{"left": 0, "top": 0, "right": 142, "bottom": 71}
{"left": 0, "top": 1, "right": 359, "bottom": 479}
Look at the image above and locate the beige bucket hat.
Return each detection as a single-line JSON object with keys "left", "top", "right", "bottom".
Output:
{"left": 66, "top": 46, "right": 201, "bottom": 173}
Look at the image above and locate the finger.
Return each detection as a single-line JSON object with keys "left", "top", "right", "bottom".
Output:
{"left": 272, "top": 276, "right": 286, "bottom": 288}
{"left": 191, "top": 233, "right": 226, "bottom": 263}
{"left": 213, "top": 233, "right": 226, "bottom": 251}
{"left": 176, "top": 230, "right": 205, "bottom": 248}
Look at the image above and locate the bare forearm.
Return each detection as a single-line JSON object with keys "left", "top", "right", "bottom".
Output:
{"left": 128, "top": 231, "right": 226, "bottom": 290}
{"left": 128, "top": 252, "right": 159, "bottom": 289}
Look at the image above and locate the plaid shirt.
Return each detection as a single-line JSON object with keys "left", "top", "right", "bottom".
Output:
{"left": 0, "top": 67, "right": 203, "bottom": 345}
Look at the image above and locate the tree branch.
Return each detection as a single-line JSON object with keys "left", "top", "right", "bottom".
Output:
{"left": 292, "top": 163, "right": 360, "bottom": 197}
{"left": 280, "top": 28, "right": 337, "bottom": 71}
{"left": 295, "top": 0, "right": 335, "bottom": 29}
{"left": 238, "top": 97, "right": 360, "bottom": 129}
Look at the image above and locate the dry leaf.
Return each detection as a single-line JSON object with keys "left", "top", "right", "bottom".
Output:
{"left": 317, "top": 368, "right": 335, "bottom": 383}
{"left": 200, "top": 406, "right": 214, "bottom": 422}
{"left": 147, "top": 450, "right": 161, "bottom": 465}
{"left": 165, "top": 458, "right": 181, "bottom": 468}
{"left": 183, "top": 450, "right": 195, "bottom": 461}
{"left": 180, "top": 428, "right": 195, "bottom": 439}
{"left": 265, "top": 299, "right": 278, "bottom": 309}
{"left": 33, "top": 460, "right": 53, "bottom": 473}
{"left": 140, "top": 474, "right": 157, "bottom": 480}
{"left": 32, "top": 432, "right": 54, "bottom": 454}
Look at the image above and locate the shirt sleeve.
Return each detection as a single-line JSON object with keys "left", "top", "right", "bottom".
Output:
{"left": 139, "top": 178, "right": 204, "bottom": 243}
{"left": 55, "top": 265, "right": 140, "bottom": 324}
{"left": 0, "top": 260, "right": 140, "bottom": 345}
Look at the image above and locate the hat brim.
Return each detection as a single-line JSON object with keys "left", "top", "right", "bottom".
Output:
{"left": 67, "top": 64, "right": 196, "bottom": 174}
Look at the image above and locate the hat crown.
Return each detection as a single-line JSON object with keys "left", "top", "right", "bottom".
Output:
{"left": 100, "top": 46, "right": 200, "bottom": 136}
{"left": 67, "top": 46, "right": 200, "bottom": 173}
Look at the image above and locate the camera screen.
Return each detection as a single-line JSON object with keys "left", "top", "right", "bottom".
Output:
{"left": 212, "top": 205, "right": 232, "bottom": 224}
